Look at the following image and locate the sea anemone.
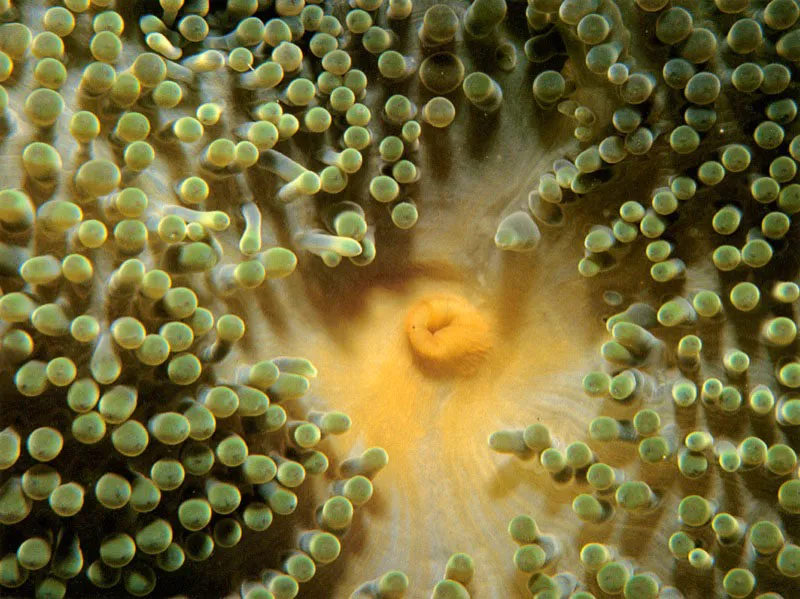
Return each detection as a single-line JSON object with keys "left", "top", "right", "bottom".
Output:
{"left": 1, "top": 0, "right": 799, "bottom": 597}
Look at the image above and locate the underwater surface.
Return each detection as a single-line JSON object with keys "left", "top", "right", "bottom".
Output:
{"left": 0, "top": 0, "right": 799, "bottom": 597}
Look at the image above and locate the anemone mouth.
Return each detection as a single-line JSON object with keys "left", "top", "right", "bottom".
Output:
{"left": 404, "top": 294, "right": 493, "bottom": 377}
